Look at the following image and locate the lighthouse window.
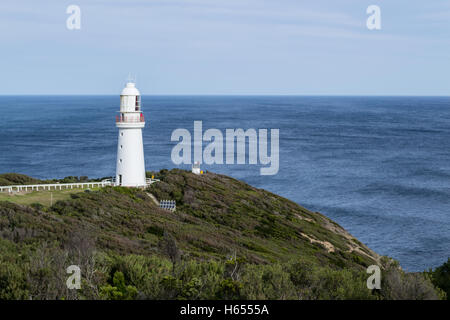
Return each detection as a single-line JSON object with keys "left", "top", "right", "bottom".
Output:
{"left": 135, "top": 96, "right": 140, "bottom": 111}
{"left": 121, "top": 132, "right": 124, "bottom": 136}
{"left": 120, "top": 159, "right": 122, "bottom": 163}
{"left": 120, "top": 145, "right": 123, "bottom": 149}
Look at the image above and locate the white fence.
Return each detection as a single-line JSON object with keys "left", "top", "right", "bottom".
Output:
{"left": 0, "top": 181, "right": 112, "bottom": 193}
{"left": 159, "top": 200, "right": 176, "bottom": 212}
{"left": 0, "top": 178, "right": 160, "bottom": 193}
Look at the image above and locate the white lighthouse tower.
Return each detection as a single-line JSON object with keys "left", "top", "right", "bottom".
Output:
{"left": 115, "top": 81, "right": 147, "bottom": 187}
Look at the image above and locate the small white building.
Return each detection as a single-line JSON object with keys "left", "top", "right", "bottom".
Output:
{"left": 115, "top": 82, "right": 147, "bottom": 187}
{"left": 192, "top": 162, "right": 201, "bottom": 175}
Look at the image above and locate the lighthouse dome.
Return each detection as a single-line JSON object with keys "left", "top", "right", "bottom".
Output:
{"left": 121, "top": 82, "right": 140, "bottom": 96}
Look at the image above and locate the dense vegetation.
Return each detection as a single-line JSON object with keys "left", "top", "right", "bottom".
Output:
{"left": 427, "top": 258, "right": 450, "bottom": 300}
{"left": 0, "top": 173, "right": 103, "bottom": 186}
{"left": 0, "top": 170, "right": 446, "bottom": 300}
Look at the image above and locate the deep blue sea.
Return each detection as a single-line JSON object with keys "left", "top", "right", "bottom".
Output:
{"left": 0, "top": 95, "right": 449, "bottom": 272}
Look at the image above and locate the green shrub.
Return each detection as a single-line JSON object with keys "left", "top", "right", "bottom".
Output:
{"left": 241, "top": 264, "right": 297, "bottom": 299}
{"left": 0, "top": 262, "right": 29, "bottom": 299}
{"left": 428, "top": 258, "right": 450, "bottom": 300}
{"left": 215, "top": 279, "right": 243, "bottom": 300}
{"left": 30, "top": 202, "right": 44, "bottom": 210}
{"left": 147, "top": 225, "right": 164, "bottom": 237}
{"left": 100, "top": 271, "right": 138, "bottom": 300}
{"left": 381, "top": 263, "right": 444, "bottom": 300}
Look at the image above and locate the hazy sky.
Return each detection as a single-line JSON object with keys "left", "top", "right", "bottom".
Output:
{"left": 0, "top": 0, "right": 449, "bottom": 95}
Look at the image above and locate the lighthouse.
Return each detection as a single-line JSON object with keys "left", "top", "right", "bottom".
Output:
{"left": 115, "top": 82, "right": 147, "bottom": 187}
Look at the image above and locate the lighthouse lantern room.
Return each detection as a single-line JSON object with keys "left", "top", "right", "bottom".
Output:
{"left": 115, "top": 82, "right": 146, "bottom": 187}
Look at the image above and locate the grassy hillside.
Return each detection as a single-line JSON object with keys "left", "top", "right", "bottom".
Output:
{"left": 0, "top": 173, "right": 43, "bottom": 186}
{"left": 0, "top": 188, "right": 102, "bottom": 206}
{"left": 0, "top": 170, "right": 445, "bottom": 300}
{"left": 146, "top": 169, "right": 380, "bottom": 267}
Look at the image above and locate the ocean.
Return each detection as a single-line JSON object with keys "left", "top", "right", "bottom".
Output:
{"left": 0, "top": 95, "right": 449, "bottom": 272}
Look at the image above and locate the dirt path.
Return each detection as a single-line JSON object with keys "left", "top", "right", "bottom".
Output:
{"left": 146, "top": 192, "right": 159, "bottom": 206}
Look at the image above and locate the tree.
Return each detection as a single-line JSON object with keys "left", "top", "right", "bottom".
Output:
{"left": 428, "top": 258, "right": 450, "bottom": 300}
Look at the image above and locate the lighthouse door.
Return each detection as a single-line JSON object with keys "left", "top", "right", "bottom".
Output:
{"left": 119, "top": 174, "right": 122, "bottom": 186}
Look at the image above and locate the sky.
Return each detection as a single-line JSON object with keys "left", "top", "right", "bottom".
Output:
{"left": 0, "top": 0, "right": 449, "bottom": 95}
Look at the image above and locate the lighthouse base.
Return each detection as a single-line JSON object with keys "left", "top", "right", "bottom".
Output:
{"left": 115, "top": 128, "right": 146, "bottom": 187}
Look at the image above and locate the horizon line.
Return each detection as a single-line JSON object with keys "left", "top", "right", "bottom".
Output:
{"left": 0, "top": 94, "right": 449, "bottom": 97}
